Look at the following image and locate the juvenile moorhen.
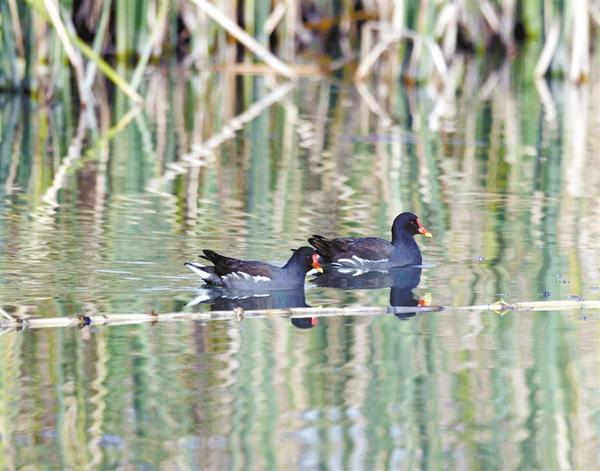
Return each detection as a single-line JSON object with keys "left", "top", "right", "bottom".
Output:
{"left": 185, "top": 246, "right": 323, "bottom": 289}
{"left": 309, "top": 212, "right": 432, "bottom": 270}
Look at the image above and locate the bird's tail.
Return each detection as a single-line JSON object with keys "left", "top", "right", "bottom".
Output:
{"left": 200, "top": 249, "right": 232, "bottom": 266}
{"left": 308, "top": 235, "right": 333, "bottom": 259}
{"left": 184, "top": 262, "right": 223, "bottom": 286}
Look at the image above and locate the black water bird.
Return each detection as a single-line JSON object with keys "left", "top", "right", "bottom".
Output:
{"left": 185, "top": 246, "right": 323, "bottom": 290}
{"left": 309, "top": 212, "right": 432, "bottom": 270}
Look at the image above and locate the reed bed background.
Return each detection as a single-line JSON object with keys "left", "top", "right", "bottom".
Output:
{"left": 1, "top": 2, "right": 600, "bottom": 469}
{"left": 1, "top": 0, "right": 598, "bottom": 102}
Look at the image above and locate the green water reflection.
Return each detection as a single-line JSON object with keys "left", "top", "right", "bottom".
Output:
{"left": 0, "top": 67, "right": 599, "bottom": 469}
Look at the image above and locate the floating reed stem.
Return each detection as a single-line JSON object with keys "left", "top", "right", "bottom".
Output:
{"left": 452, "top": 299, "right": 600, "bottom": 313}
{"left": 1, "top": 300, "right": 598, "bottom": 331}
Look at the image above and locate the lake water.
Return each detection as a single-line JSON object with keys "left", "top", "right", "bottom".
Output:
{"left": 1, "top": 66, "right": 599, "bottom": 469}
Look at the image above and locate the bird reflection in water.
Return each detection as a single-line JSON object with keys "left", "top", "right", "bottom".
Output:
{"left": 388, "top": 267, "right": 424, "bottom": 319}
{"left": 186, "top": 288, "right": 318, "bottom": 329}
{"left": 311, "top": 266, "right": 425, "bottom": 320}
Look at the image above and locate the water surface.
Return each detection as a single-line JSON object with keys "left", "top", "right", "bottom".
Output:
{"left": 1, "top": 68, "right": 599, "bottom": 469}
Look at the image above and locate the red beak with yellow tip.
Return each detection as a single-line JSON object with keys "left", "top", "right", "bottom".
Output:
{"left": 312, "top": 253, "right": 324, "bottom": 273}
{"left": 416, "top": 218, "right": 433, "bottom": 238}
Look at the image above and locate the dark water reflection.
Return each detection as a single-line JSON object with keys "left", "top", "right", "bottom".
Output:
{"left": 1, "top": 68, "right": 599, "bottom": 469}
{"left": 188, "top": 287, "right": 317, "bottom": 329}
{"left": 313, "top": 266, "right": 424, "bottom": 319}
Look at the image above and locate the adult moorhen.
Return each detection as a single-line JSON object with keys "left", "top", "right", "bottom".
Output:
{"left": 308, "top": 212, "right": 432, "bottom": 270}
{"left": 185, "top": 246, "right": 323, "bottom": 289}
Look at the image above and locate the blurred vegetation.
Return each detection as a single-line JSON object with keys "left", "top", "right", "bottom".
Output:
{"left": 1, "top": 56, "right": 599, "bottom": 469}
{"left": 0, "top": 0, "right": 598, "bottom": 102}
{"left": 0, "top": 1, "right": 599, "bottom": 469}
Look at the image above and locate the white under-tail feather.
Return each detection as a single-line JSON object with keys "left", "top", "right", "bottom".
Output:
{"left": 185, "top": 262, "right": 213, "bottom": 280}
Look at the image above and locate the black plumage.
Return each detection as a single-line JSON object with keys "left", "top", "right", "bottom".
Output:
{"left": 185, "top": 246, "right": 322, "bottom": 290}
{"left": 309, "top": 212, "right": 432, "bottom": 270}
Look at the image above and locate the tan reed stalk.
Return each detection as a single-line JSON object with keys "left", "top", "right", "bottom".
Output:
{"left": 569, "top": 0, "right": 590, "bottom": 82}
{"left": 189, "top": 0, "right": 297, "bottom": 79}
{"left": 1, "top": 300, "right": 598, "bottom": 331}
{"left": 7, "top": 0, "right": 25, "bottom": 58}
{"left": 535, "top": 18, "right": 561, "bottom": 78}
{"left": 42, "top": 0, "right": 88, "bottom": 104}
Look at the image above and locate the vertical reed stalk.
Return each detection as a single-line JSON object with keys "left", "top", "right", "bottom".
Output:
{"left": 189, "top": 0, "right": 297, "bottom": 79}
{"left": 569, "top": 0, "right": 589, "bottom": 82}
{"left": 84, "top": 0, "right": 112, "bottom": 89}
{"left": 71, "top": 35, "right": 143, "bottom": 104}
{"left": 130, "top": 0, "right": 170, "bottom": 91}
{"left": 0, "top": 0, "right": 19, "bottom": 86}
{"left": 42, "top": 0, "right": 88, "bottom": 104}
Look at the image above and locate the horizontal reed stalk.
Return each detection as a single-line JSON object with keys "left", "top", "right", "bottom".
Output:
{"left": 1, "top": 300, "right": 598, "bottom": 331}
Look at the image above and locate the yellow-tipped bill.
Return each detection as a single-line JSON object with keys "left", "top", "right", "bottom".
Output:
{"left": 417, "top": 218, "right": 433, "bottom": 238}
{"left": 312, "top": 253, "right": 324, "bottom": 273}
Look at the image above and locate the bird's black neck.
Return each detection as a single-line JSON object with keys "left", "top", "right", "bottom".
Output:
{"left": 392, "top": 231, "right": 419, "bottom": 252}
{"left": 282, "top": 260, "right": 307, "bottom": 282}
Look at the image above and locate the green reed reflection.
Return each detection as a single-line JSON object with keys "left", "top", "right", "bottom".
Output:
{"left": 1, "top": 61, "right": 599, "bottom": 470}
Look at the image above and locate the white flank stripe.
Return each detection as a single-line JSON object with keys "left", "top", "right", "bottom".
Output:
{"left": 253, "top": 275, "right": 271, "bottom": 282}
{"left": 224, "top": 272, "right": 271, "bottom": 283}
{"left": 223, "top": 273, "right": 239, "bottom": 282}
{"left": 335, "top": 255, "right": 389, "bottom": 268}
{"left": 224, "top": 293, "right": 271, "bottom": 299}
